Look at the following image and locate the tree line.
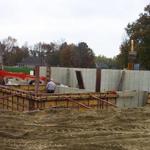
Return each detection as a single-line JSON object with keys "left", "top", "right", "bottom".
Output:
{"left": 116, "top": 4, "right": 150, "bottom": 70}
{"left": 0, "top": 36, "right": 119, "bottom": 69}
{"left": 0, "top": 37, "right": 118, "bottom": 68}
{"left": 96, "top": 4, "right": 150, "bottom": 70}
{"left": 0, "top": 4, "right": 149, "bottom": 69}
{"left": 0, "top": 38, "right": 96, "bottom": 68}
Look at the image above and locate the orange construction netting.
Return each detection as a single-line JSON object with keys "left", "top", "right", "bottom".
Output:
{"left": 0, "top": 70, "right": 46, "bottom": 81}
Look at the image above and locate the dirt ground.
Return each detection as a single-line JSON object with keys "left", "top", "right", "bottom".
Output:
{"left": 1, "top": 107, "right": 150, "bottom": 150}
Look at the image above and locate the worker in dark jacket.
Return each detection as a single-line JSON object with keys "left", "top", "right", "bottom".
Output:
{"left": 0, "top": 76, "right": 5, "bottom": 85}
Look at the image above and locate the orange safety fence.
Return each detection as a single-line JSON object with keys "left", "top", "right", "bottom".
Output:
{"left": 0, "top": 70, "right": 46, "bottom": 81}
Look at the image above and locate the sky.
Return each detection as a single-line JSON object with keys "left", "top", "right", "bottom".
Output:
{"left": 0, "top": 0, "right": 149, "bottom": 57}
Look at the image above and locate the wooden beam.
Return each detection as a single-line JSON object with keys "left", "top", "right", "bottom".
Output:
{"left": 95, "top": 68, "right": 101, "bottom": 92}
{"left": 66, "top": 97, "right": 91, "bottom": 109}
{"left": 35, "top": 65, "right": 40, "bottom": 94}
{"left": 89, "top": 94, "right": 117, "bottom": 108}
{"left": 0, "top": 94, "right": 15, "bottom": 100}
{"left": 75, "top": 70, "right": 85, "bottom": 89}
{"left": 117, "top": 70, "right": 125, "bottom": 91}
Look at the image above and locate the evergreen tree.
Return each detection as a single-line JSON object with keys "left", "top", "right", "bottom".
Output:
{"left": 117, "top": 4, "right": 150, "bottom": 69}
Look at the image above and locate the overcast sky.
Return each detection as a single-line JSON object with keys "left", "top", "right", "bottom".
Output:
{"left": 0, "top": 0, "right": 149, "bottom": 57}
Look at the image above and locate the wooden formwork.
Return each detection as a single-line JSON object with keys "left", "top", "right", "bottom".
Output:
{"left": 147, "top": 93, "right": 150, "bottom": 105}
{"left": 0, "top": 85, "right": 118, "bottom": 112}
{"left": 7, "top": 85, "right": 46, "bottom": 92}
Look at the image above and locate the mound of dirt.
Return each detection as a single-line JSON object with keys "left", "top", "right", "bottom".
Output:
{"left": 1, "top": 107, "right": 150, "bottom": 150}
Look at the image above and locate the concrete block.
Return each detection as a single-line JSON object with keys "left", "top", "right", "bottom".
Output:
{"left": 116, "top": 91, "right": 148, "bottom": 108}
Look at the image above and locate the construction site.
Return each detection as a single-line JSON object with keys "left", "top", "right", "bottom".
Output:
{"left": 0, "top": 1, "right": 150, "bottom": 149}
{"left": 0, "top": 65, "right": 150, "bottom": 150}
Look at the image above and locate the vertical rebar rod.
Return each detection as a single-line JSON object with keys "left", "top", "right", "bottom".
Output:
{"left": 35, "top": 65, "right": 40, "bottom": 95}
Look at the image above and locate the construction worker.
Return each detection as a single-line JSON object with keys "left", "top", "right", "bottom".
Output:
{"left": 0, "top": 76, "right": 5, "bottom": 85}
{"left": 46, "top": 79, "right": 56, "bottom": 93}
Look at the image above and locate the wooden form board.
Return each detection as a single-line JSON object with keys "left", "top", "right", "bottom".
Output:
{"left": 0, "top": 85, "right": 117, "bottom": 112}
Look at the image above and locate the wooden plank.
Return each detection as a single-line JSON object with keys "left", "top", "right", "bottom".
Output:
{"left": 35, "top": 65, "right": 40, "bottom": 94}
{"left": 46, "top": 66, "right": 51, "bottom": 83}
{"left": 117, "top": 70, "right": 125, "bottom": 91}
{"left": 66, "top": 97, "right": 91, "bottom": 109}
{"left": 75, "top": 70, "right": 85, "bottom": 89}
{"left": 95, "top": 68, "right": 101, "bottom": 92}
{"left": 89, "top": 94, "right": 117, "bottom": 108}
{"left": 0, "top": 94, "right": 15, "bottom": 100}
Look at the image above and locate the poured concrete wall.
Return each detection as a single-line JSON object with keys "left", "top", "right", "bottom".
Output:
{"left": 101, "top": 69, "right": 121, "bottom": 91}
{"left": 40, "top": 67, "right": 96, "bottom": 92}
{"left": 40, "top": 67, "right": 150, "bottom": 92}
{"left": 116, "top": 91, "right": 148, "bottom": 108}
{"left": 101, "top": 70, "right": 150, "bottom": 92}
{"left": 122, "top": 70, "right": 150, "bottom": 91}
{"left": 55, "top": 86, "right": 91, "bottom": 94}
{"left": 68, "top": 68, "right": 96, "bottom": 91}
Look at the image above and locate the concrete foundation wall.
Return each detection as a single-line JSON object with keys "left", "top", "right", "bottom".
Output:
{"left": 40, "top": 67, "right": 96, "bottom": 92}
{"left": 101, "top": 70, "right": 150, "bottom": 92}
{"left": 116, "top": 91, "right": 148, "bottom": 108}
{"left": 40, "top": 67, "right": 150, "bottom": 92}
{"left": 68, "top": 68, "right": 96, "bottom": 91}
{"left": 101, "top": 69, "right": 121, "bottom": 91}
{"left": 122, "top": 70, "right": 150, "bottom": 91}
{"left": 55, "top": 86, "right": 91, "bottom": 94}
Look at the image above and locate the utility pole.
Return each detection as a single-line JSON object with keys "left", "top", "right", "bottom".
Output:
{"left": 128, "top": 40, "right": 137, "bottom": 70}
